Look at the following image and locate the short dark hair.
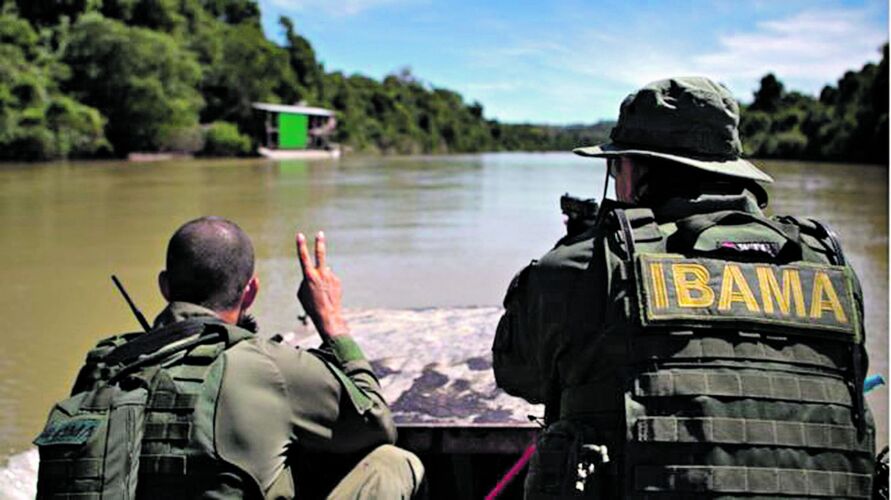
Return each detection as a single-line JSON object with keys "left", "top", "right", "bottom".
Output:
{"left": 165, "top": 216, "right": 255, "bottom": 311}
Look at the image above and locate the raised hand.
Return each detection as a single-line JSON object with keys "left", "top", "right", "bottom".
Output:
{"left": 296, "top": 231, "right": 350, "bottom": 339}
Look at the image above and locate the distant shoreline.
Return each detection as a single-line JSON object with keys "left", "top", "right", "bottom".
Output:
{"left": 0, "top": 151, "right": 888, "bottom": 167}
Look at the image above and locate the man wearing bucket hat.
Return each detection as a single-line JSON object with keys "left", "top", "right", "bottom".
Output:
{"left": 492, "top": 77, "right": 876, "bottom": 498}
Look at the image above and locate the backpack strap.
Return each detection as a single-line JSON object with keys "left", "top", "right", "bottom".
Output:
{"left": 611, "top": 208, "right": 667, "bottom": 376}
{"left": 604, "top": 207, "right": 666, "bottom": 325}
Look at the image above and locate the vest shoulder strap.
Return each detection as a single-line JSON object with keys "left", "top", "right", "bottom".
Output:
{"left": 104, "top": 319, "right": 252, "bottom": 367}
{"left": 610, "top": 206, "right": 667, "bottom": 259}
{"left": 84, "top": 331, "right": 142, "bottom": 363}
{"left": 774, "top": 215, "right": 846, "bottom": 265}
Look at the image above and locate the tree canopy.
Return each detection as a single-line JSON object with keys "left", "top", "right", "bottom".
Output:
{"left": 0, "top": 0, "right": 886, "bottom": 163}
{"left": 740, "top": 44, "right": 888, "bottom": 164}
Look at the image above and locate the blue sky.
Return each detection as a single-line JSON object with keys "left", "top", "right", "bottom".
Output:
{"left": 257, "top": 0, "right": 889, "bottom": 124}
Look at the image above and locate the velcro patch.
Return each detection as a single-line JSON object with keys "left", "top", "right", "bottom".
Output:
{"left": 34, "top": 417, "right": 102, "bottom": 447}
{"left": 717, "top": 241, "right": 780, "bottom": 258}
{"left": 637, "top": 254, "right": 858, "bottom": 338}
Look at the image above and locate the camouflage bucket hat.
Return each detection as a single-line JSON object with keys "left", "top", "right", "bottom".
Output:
{"left": 574, "top": 76, "right": 773, "bottom": 183}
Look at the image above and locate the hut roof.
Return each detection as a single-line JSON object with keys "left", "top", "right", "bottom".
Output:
{"left": 252, "top": 102, "right": 335, "bottom": 117}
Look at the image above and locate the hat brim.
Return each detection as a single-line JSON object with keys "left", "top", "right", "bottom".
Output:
{"left": 573, "top": 143, "right": 773, "bottom": 183}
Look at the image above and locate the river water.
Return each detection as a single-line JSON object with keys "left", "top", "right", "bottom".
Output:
{"left": 0, "top": 153, "right": 886, "bottom": 491}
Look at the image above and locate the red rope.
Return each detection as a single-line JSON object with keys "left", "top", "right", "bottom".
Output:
{"left": 485, "top": 444, "right": 536, "bottom": 500}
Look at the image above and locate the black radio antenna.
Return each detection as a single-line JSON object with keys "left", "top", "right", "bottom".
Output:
{"left": 111, "top": 275, "right": 152, "bottom": 332}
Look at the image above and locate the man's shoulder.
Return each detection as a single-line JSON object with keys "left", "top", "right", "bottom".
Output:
{"left": 222, "top": 336, "right": 335, "bottom": 388}
{"left": 224, "top": 335, "right": 317, "bottom": 364}
{"left": 538, "top": 230, "right": 598, "bottom": 270}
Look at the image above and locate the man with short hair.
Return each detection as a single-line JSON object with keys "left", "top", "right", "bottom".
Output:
{"left": 38, "top": 217, "right": 424, "bottom": 499}
{"left": 493, "top": 77, "right": 876, "bottom": 498}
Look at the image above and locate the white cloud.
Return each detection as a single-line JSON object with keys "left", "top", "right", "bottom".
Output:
{"left": 692, "top": 8, "right": 887, "bottom": 94}
{"left": 459, "top": 4, "right": 887, "bottom": 121}
{"left": 267, "top": 0, "right": 418, "bottom": 16}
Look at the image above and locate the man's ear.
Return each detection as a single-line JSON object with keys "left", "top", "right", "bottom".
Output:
{"left": 159, "top": 271, "right": 171, "bottom": 301}
{"left": 241, "top": 275, "right": 259, "bottom": 310}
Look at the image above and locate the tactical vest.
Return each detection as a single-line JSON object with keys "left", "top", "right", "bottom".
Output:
{"left": 35, "top": 318, "right": 256, "bottom": 499}
{"left": 554, "top": 206, "right": 875, "bottom": 498}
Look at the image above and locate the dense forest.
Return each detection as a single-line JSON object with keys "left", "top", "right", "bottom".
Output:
{"left": 740, "top": 44, "right": 888, "bottom": 164}
{"left": 0, "top": 0, "right": 609, "bottom": 159}
{"left": 0, "top": 0, "right": 886, "bottom": 163}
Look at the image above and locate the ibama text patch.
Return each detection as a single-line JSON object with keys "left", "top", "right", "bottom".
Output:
{"left": 637, "top": 254, "right": 858, "bottom": 337}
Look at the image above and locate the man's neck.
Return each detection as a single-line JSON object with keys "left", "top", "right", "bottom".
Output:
{"left": 216, "top": 309, "right": 240, "bottom": 325}
{"left": 153, "top": 301, "right": 234, "bottom": 328}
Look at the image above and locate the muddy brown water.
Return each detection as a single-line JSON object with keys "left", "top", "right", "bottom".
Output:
{"left": 0, "top": 153, "right": 886, "bottom": 467}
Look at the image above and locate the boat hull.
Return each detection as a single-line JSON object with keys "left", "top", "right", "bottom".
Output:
{"left": 258, "top": 147, "right": 341, "bottom": 160}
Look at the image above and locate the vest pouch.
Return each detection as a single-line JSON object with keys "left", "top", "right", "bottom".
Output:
{"left": 669, "top": 210, "right": 802, "bottom": 263}
{"left": 35, "top": 381, "right": 149, "bottom": 500}
{"left": 526, "top": 420, "right": 610, "bottom": 499}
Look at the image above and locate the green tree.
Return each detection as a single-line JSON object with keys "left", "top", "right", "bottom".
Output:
{"left": 202, "top": 0, "right": 260, "bottom": 25}
{"left": 280, "top": 16, "right": 323, "bottom": 102}
{"left": 201, "top": 121, "right": 251, "bottom": 156}
{"left": 200, "top": 22, "right": 296, "bottom": 137}
{"left": 100, "top": 0, "right": 185, "bottom": 33}
{"left": 63, "top": 13, "right": 203, "bottom": 154}
{"left": 0, "top": 11, "right": 107, "bottom": 160}
{"left": 14, "top": 0, "right": 97, "bottom": 27}
{"left": 750, "top": 73, "right": 783, "bottom": 113}
{"left": 741, "top": 44, "right": 888, "bottom": 163}
{"left": 2, "top": 0, "right": 883, "bottom": 162}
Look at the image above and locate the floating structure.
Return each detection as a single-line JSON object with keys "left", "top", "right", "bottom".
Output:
{"left": 252, "top": 102, "right": 341, "bottom": 159}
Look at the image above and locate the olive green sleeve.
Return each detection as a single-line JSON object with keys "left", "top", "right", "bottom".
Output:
{"left": 264, "top": 335, "right": 398, "bottom": 452}
{"left": 492, "top": 264, "right": 545, "bottom": 403}
{"left": 214, "top": 338, "right": 397, "bottom": 493}
{"left": 493, "top": 234, "right": 599, "bottom": 405}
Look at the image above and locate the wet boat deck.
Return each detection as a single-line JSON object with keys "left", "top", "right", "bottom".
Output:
{"left": 294, "top": 307, "right": 542, "bottom": 454}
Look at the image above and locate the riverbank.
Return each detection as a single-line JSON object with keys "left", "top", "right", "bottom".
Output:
{"left": 3, "top": 150, "right": 891, "bottom": 166}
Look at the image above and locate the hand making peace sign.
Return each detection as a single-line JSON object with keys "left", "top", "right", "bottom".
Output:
{"left": 296, "top": 231, "right": 350, "bottom": 339}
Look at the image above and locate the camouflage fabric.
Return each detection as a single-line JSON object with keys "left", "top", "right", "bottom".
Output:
{"left": 573, "top": 76, "right": 773, "bottom": 183}
{"left": 37, "top": 301, "right": 421, "bottom": 499}
{"left": 493, "top": 192, "right": 876, "bottom": 498}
